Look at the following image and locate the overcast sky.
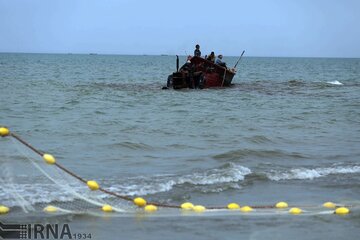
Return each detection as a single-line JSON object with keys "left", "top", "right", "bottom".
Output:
{"left": 0, "top": 0, "right": 359, "bottom": 57}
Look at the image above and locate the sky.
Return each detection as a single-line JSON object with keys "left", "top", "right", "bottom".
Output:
{"left": 0, "top": 0, "right": 359, "bottom": 57}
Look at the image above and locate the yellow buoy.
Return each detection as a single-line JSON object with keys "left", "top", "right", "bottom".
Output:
{"left": 43, "top": 205, "right": 58, "bottom": 213}
{"left": 0, "top": 127, "right": 10, "bottom": 137}
{"left": 180, "top": 202, "right": 194, "bottom": 210}
{"left": 227, "top": 203, "right": 240, "bottom": 210}
{"left": 323, "top": 202, "right": 336, "bottom": 208}
{"left": 240, "top": 206, "right": 253, "bottom": 212}
{"left": 335, "top": 207, "right": 350, "bottom": 215}
{"left": 144, "top": 205, "right": 158, "bottom": 212}
{"left": 289, "top": 207, "right": 302, "bottom": 215}
{"left": 275, "top": 201, "right": 289, "bottom": 208}
{"left": 133, "top": 197, "right": 147, "bottom": 207}
{"left": 102, "top": 204, "right": 113, "bottom": 212}
{"left": 43, "top": 154, "right": 56, "bottom": 164}
{"left": 193, "top": 205, "right": 206, "bottom": 213}
{"left": 87, "top": 180, "right": 99, "bottom": 190}
{"left": 0, "top": 205, "right": 10, "bottom": 214}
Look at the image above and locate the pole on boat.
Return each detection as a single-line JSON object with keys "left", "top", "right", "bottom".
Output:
{"left": 221, "top": 69, "right": 227, "bottom": 87}
{"left": 176, "top": 55, "right": 179, "bottom": 72}
{"left": 221, "top": 50, "right": 245, "bottom": 87}
{"left": 233, "top": 50, "right": 245, "bottom": 69}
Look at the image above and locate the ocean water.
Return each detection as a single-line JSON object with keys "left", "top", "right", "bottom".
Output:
{"left": 1, "top": 53, "right": 360, "bottom": 239}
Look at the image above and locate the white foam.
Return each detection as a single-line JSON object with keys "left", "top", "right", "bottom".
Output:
{"left": 327, "top": 80, "right": 343, "bottom": 85}
{"left": 267, "top": 165, "right": 360, "bottom": 181}
{"left": 1, "top": 163, "right": 252, "bottom": 205}
{"left": 112, "top": 163, "right": 252, "bottom": 196}
{"left": 0, "top": 183, "right": 77, "bottom": 207}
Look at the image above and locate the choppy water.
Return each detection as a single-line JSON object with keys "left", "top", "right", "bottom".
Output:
{"left": 1, "top": 53, "right": 360, "bottom": 239}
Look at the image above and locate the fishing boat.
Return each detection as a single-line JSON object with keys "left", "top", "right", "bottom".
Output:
{"left": 165, "top": 51, "right": 244, "bottom": 89}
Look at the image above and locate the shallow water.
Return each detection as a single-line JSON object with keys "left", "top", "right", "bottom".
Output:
{"left": 1, "top": 53, "right": 360, "bottom": 239}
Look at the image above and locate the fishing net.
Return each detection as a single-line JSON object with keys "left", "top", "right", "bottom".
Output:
{"left": 0, "top": 129, "right": 357, "bottom": 217}
{"left": 1, "top": 135, "right": 133, "bottom": 217}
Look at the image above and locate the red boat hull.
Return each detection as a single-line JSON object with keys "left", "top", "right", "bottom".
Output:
{"left": 168, "top": 56, "right": 236, "bottom": 89}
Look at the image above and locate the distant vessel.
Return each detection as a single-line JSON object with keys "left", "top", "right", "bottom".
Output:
{"left": 166, "top": 56, "right": 237, "bottom": 89}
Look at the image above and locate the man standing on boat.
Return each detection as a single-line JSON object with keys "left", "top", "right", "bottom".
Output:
{"left": 194, "top": 44, "right": 201, "bottom": 57}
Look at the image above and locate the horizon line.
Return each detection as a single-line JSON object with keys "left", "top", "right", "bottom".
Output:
{"left": 0, "top": 51, "right": 359, "bottom": 59}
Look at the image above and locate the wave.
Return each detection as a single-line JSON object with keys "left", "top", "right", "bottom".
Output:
{"left": 213, "top": 148, "right": 307, "bottom": 161}
{"left": 109, "top": 163, "right": 252, "bottom": 196}
{"left": 0, "top": 183, "right": 78, "bottom": 207}
{"left": 326, "top": 80, "right": 343, "bottom": 85}
{"left": 3, "top": 160, "right": 359, "bottom": 207}
{"left": 0, "top": 163, "right": 252, "bottom": 206}
{"left": 287, "top": 79, "right": 306, "bottom": 86}
{"left": 266, "top": 165, "right": 360, "bottom": 181}
{"left": 244, "top": 135, "right": 273, "bottom": 144}
{"left": 110, "top": 141, "right": 154, "bottom": 150}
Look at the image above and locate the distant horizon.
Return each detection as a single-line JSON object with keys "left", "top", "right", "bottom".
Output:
{"left": 1, "top": 51, "right": 359, "bottom": 59}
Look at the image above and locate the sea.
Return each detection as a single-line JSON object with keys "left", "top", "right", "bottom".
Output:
{"left": 0, "top": 53, "right": 360, "bottom": 240}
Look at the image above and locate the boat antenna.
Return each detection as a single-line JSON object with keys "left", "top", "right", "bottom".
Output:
{"left": 233, "top": 50, "right": 245, "bottom": 69}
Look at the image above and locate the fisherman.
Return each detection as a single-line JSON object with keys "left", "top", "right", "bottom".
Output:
{"left": 179, "top": 56, "right": 195, "bottom": 88}
{"left": 194, "top": 44, "right": 201, "bottom": 57}
{"left": 179, "top": 55, "right": 202, "bottom": 88}
{"left": 180, "top": 55, "right": 193, "bottom": 71}
{"left": 206, "top": 52, "right": 216, "bottom": 63}
{"left": 215, "top": 54, "right": 227, "bottom": 68}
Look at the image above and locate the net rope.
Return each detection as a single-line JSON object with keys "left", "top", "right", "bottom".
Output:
{"left": 1, "top": 129, "right": 357, "bottom": 216}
